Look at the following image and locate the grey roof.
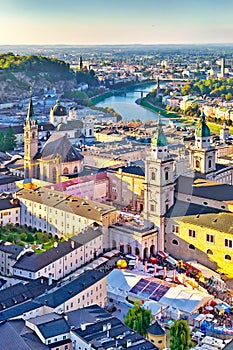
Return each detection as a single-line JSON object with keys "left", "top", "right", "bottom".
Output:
{"left": 37, "top": 318, "right": 70, "bottom": 338}
{"left": 0, "top": 320, "right": 49, "bottom": 350}
{"left": 13, "top": 239, "right": 81, "bottom": 272}
{"left": 35, "top": 270, "right": 105, "bottom": 308}
{"left": 0, "top": 241, "right": 23, "bottom": 259}
{"left": 74, "top": 314, "right": 158, "bottom": 350}
{"left": 0, "top": 278, "right": 53, "bottom": 312}
{"left": 0, "top": 321, "right": 32, "bottom": 350}
{"left": 147, "top": 321, "right": 165, "bottom": 336}
{"left": 0, "top": 174, "right": 22, "bottom": 185}
{"left": 38, "top": 133, "right": 84, "bottom": 162}
{"left": 175, "top": 175, "right": 233, "bottom": 201}
{"left": 166, "top": 199, "right": 225, "bottom": 218}
{"left": 56, "top": 119, "right": 83, "bottom": 131}
{"left": 0, "top": 301, "right": 41, "bottom": 322}
{"left": 0, "top": 198, "right": 20, "bottom": 211}
{"left": 110, "top": 165, "right": 145, "bottom": 177}
{"left": 66, "top": 304, "right": 111, "bottom": 328}
{"left": 72, "top": 227, "right": 102, "bottom": 245}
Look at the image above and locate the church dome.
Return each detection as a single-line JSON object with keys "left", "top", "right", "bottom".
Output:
{"left": 50, "top": 100, "right": 67, "bottom": 116}
{"left": 151, "top": 118, "right": 168, "bottom": 147}
{"left": 196, "top": 112, "right": 210, "bottom": 137}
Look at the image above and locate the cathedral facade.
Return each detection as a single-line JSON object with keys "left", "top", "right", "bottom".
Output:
{"left": 24, "top": 96, "right": 84, "bottom": 183}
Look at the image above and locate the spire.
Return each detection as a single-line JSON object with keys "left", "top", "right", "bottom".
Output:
{"left": 26, "top": 87, "right": 35, "bottom": 120}
{"left": 196, "top": 111, "right": 210, "bottom": 138}
{"left": 151, "top": 112, "right": 168, "bottom": 147}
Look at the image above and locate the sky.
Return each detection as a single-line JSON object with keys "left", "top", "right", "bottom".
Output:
{"left": 0, "top": 0, "right": 233, "bottom": 45}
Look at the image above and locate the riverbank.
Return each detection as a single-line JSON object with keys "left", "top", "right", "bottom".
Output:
{"left": 139, "top": 97, "right": 233, "bottom": 135}
{"left": 139, "top": 97, "right": 187, "bottom": 121}
{"left": 91, "top": 80, "right": 156, "bottom": 105}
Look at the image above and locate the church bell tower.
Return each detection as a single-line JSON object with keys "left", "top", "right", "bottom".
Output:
{"left": 144, "top": 116, "right": 175, "bottom": 251}
{"left": 24, "top": 91, "right": 38, "bottom": 179}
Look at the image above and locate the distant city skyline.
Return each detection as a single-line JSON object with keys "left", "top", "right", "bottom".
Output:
{"left": 1, "top": 0, "right": 233, "bottom": 45}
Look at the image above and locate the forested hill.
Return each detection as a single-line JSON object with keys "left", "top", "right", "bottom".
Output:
{"left": 0, "top": 53, "right": 76, "bottom": 101}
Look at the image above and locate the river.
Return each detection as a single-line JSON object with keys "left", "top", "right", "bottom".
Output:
{"left": 96, "top": 83, "right": 161, "bottom": 122}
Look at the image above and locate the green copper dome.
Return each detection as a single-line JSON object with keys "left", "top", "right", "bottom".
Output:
{"left": 151, "top": 118, "right": 168, "bottom": 147}
{"left": 51, "top": 100, "right": 67, "bottom": 116}
{"left": 196, "top": 112, "right": 210, "bottom": 137}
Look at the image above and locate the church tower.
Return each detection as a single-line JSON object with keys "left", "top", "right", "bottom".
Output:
{"left": 24, "top": 93, "right": 38, "bottom": 179}
{"left": 144, "top": 117, "right": 175, "bottom": 251}
{"left": 189, "top": 112, "right": 216, "bottom": 174}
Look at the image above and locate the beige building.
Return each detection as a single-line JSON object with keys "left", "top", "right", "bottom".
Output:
{"left": 0, "top": 197, "right": 20, "bottom": 227}
{"left": 16, "top": 187, "right": 117, "bottom": 244}
{"left": 109, "top": 220, "right": 158, "bottom": 260}
{"left": 13, "top": 227, "right": 103, "bottom": 280}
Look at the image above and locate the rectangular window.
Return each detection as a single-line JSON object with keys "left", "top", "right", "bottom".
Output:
{"left": 189, "top": 229, "right": 196, "bottom": 238}
{"left": 206, "top": 234, "right": 214, "bottom": 243}
{"left": 225, "top": 239, "right": 233, "bottom": 248}
{"left": 172, "top": 225, "right": 179, "bottom": 234}
{"left": 150, "top": 204, "right": 155, "bottom": 212}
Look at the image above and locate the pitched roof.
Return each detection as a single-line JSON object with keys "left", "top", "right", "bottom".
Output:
{"left": 13, "top": 239, "right": 81, "bottom": 272}
{"left": 39, "top": 133, "right": 84, "bottom": 162}
{"left": 147, "top": 321, "right": 165, "bottom": 336}
{"left": 0, "top": 321, "right": 32, "bottom": 350}
{"left": 0, "top": 198, "right": 20, "bottom": 211}
{"left": 16, "top": 187, "right": 116, "bottom": 221}
{"left": 37, "top": 318, "right": 70, "bottom": 338}
{"left": 35, "top": 270, "right": 105, "bottom": 308}
{"left": 0, "top": 278, "right": 53, "bottom": 312}
{"left": 166, "top": 199, "right": 224, "bottom": 219}
{"left": 175, "top": 211, "right": 233, "bottom": 234}
{"left": 72, "top": 227, "right": 102, "bottom": 245}
{"left": 0, "top": 241, "right": 23, "bottom": 259}
{"left": 175, "top": 176, "right": 233, "bottom": 202}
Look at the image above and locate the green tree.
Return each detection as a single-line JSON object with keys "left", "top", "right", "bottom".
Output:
{"left": 170, "top": 320, "right": 191, "bottom": 350}
{"left": 0, "top": 131, "right": 5, "bottom": 151}
{"left": 181, "top": 84, "right": 191, "bottom": 96}
{"left": 4, "top": 126, "right": 17, "bottom": 150}
{"left": 124, "top": 301, "right": 152, "bottom": 336}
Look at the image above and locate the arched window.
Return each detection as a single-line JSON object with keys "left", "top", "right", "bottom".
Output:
{"left": 207, "top": 249, "right": 213, "bottom": 255}
{"left": 196, "top": 160, "right": 200, "bottom": 168}
{"left": 26, "top": 131, "right": 29, "bottom": 139}
{"left": 74, "top": 166, "right": 78, "bottom": 173}
{"left": 189, "top": 244, "right": 195, "bottom": 250}
{"left": 208, "top": 159, "right": 212, "bottom": 168}
{"left": 32, "top": 131, "right": 35, "bottom": 139}
{"left": 89, "top": 129, "right": 92, "bottom": 136}
{"left": 151, "top": 172, "right": 155, "bottom": 180}
{"left": 172, "top": 239, "right": 179, "bottom": 246}
{"left": 225, "top": 254, "right": 231, "bottom": 261}
{"left": 165, "top": 171, "right": 168, "bottom": 181}
{"left": 63, "top": 167, "right": 69, "bottom": 175}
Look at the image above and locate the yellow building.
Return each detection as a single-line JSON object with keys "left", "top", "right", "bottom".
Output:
{"left": 169, "top": 212, "right": 233, "bottom": 277}
{"left": 94, "top": 129, "right": 126, "bottom": 142}
{"left": 108, "top": 165, "right": 145, "bottom": 211}
{"left": 147, "top": 321, "right": 166, "bottom": 350}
